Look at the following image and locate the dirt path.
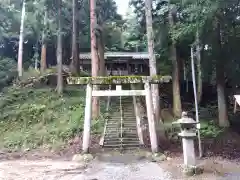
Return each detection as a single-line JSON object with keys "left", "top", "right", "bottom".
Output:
{"left": 0, "top": 160, "right": 86, "bottom": 180}
{"left": 0, "top": 152, "right": 240, "bottom": 180}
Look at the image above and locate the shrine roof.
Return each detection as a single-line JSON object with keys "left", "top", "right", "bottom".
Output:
{"left": 79, "top": 52, "right": 159, "bottom": 60}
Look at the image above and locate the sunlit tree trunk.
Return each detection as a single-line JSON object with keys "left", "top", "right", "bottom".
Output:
{"left": 41, "top": 10, "right": 47, "bottom": 73}
{"left": 97, "top": 27, "right": 105, "bottom": 76}
{"left": 196, "top": 30, "right": 202, "bottom": 104}
{"left": 169, "top": 4, "right": 182, "bottom": 117}
{"left": 70, "top": 0, "right": 80, "bottom": 75}
{"left": 90, "top": 0, "right": 99, "bottom": 118}
{"left": 34, "top": 39, "right": 39, "bottom": 70}
{"left": 17, "top": 0, "right": 26, "bottom": 77}
{"left": 56, "top": 0, "right": 63, "bottom": 94}
{"left": 216, "top": 19, "right": 229, "bottom": 127}
{"left": 145, "top": 0, "right": 160, "bottom": 120}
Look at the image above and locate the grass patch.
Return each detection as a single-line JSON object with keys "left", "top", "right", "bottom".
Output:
{"left": 165, "top": 118, "right": 224, "bottom": 140}
{"left": 0, "top": 86, "right": 105, "bottom": 151}
{"left": 200, "top": 120, "right": 225, "bottom": 138}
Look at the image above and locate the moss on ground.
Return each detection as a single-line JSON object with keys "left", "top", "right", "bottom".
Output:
{"left": 67, "top": 75, "right": 172, "bottom": 85}
{"left": 165, "top": 118, "right": 224, "bottom": 140}
{"left": 0, "top": 86, "right": 104, "bottom": 151}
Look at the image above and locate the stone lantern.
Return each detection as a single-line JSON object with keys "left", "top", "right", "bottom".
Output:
{"left": 173, "top": 112, "right": 198, "bottom": 169}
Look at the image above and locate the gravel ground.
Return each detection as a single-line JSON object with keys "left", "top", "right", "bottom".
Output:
{"left": 73, "top": 160, "right": 173, "bottom": 180}
{"left": 0, "top": 153, "right": 240, "bottom": 180}
{"left": 0, "top": 160, "right": 85, "bottom": 180}
{"left": 0, "top": 159, "right": 173, "bottom": 180}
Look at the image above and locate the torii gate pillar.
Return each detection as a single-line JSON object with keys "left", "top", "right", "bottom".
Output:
{"left": 82, "top": 83, "right": 93, "bottom": 153}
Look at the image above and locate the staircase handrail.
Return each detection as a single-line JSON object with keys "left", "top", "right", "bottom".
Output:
{"left": 119, "top": 70, "right": 123, "bottom": 149}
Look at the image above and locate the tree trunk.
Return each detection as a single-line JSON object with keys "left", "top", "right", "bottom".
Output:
{"left": 144, "top": 0, "right": 160, "bottom": 121}
{"left": 169, "top": 5, "right": 182, "bottom": 117}
{"left": 34, "top": 39, "right": 39, "bottom": 70}
{"left": 145, "top": 0, "right": 167, "bottom": 143}
{"left": 216, "top": 20, "right": 229, "bottom": 127}
{"left": 97, "top": 28, "right": 105, "bottom": 76}
{"left": 196, "top": 30, "right": 202, "bottom": 104}
{"left": 41, "top": 10, "right": 47, "bottom": 73}
{"left": 171, "top": 46, "right": 182, "bottom": 117}
{"left": 90, "top": 0, "right": 99, "bottom": 118}
{"left": 17, "top": 0, "right": 26, "bottom": 77}
{"left": 56, "top": 0, "right": 63, "bottom": 94}
{"left": 183, "top": 59, "right": 189, "bottom": 93}
{"left": 70, "top": 0, "right": 80, "bottom": 75}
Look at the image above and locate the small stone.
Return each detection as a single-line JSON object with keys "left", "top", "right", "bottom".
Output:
{"left": 151, "top": 153, "right": 167, "bottom": 162}
{"left": 23, "top": 148, "right": 30, "bottom": 152}
{"left": 145, "top": 152, "right": 153, "bottom": 158}
{"left": 71, "top": 174, "right": 85, "bottom": 180}
{"left": 182, "top": 165, "right": 204, "bottom": 176}
{"left": 195, "top": 166, "right": 204, "bottom": 175}
{"left": 166, "top": 157, "right": 172, "bottom": 161}
{"left": 72, "top": 153, "right": 94, "bottom": 163}
{"left": 183, "top": 166, "right": 195, "bottom": 176}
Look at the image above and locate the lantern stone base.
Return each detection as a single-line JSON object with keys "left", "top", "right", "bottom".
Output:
{"left": 182, "top": 138, "right": 196, "bottom": 166}
{"left": 182, "top": 165, "right": 204, "bottom": 176}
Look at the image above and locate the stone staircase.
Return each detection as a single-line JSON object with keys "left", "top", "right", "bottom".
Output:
{"left": 103, "top": 97, "right": 140, "bottom": 149}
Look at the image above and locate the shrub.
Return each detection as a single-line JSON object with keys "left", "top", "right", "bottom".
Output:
{"left": 200, "top": 120, "right": 224, "bottom": 138}
{"left": 0, "top": 86, "right": 104, "bottom": 150}
{"left": 0, "top": 57, "right": 17, "bottom": 89}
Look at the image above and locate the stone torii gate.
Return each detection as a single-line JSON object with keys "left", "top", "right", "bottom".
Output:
{"left": 67, "top": 76, "right": 172, "bottom": 153}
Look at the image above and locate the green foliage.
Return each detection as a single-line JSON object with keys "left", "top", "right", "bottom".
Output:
{"left": 0, "top": 87, "right": 103, "bottom": 150}
{"left": 0, "top": 57, "right": 17, "bottom": 89}
{"left": 200, "top": 120, "right": 224, "bottom": 138}
{"left": 0, "top": 0, "right": 123, "bottom": 68}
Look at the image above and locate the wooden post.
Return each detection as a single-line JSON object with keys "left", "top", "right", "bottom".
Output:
{"left": 133, "top": 96, "right": 144, "bottom": 145}
{"left": 82, "top": 83, "right": 93, "bottom": 153}
{"left": 234, "top": 99, "right": 237, "bottom": 114}
{"left": 131, "top": 84, "right": 144, "bottom": 145}
{"left": 145, "top": 82, "right": 158, "bottom": 153}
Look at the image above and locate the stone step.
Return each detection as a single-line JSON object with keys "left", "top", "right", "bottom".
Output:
{"left": 104, "top": 137, "right": 139, "bottom": 141}
{"left": 122, "top": 118, "right": 135, "bottom": 120}
{"left": 122, "top": 123, "right": 136, "bottom": 125}
{"left": 107, "top": 122, "right": 120, "bottom": 125}
{"left": 105, "top": 132, "right": 138, "bottom": 136}
{"left": 122, "top": 132, "right": 138, "bottom": 135}
{"left": 106, "top": 129, "right": 137, "bottom": 133}
{"left": 107, "top": 121, "right": 136, "bottom": 124}
{"left": 107, "top": 123, "right": 136, "bottom": 125}
{"left": 122, "top": 126, "right": 137, "bottom": 128}
{"left": 106, "top": 124, "right": 119, "bottom": 126}
{"left": 103, "top": 98, "right": 140, "bottom": 149}
{"left": 108, "top": 118, "right": 121, "bottom": 120}
{"left": 106, "top": 128, "right": 138, "bottom": 132}
{"left": 106, "top": 126, "right": 137, "bottom": 129}
{"left": 123, "top": 115, "right": 135, "bottom": 117}
{"left": 104, "top": 141, "right": 140, "bottom": 144}
{"left": 104, "top": 141, "right": 140, "bottom": 145}
{"left": 104, "top": 137, "right": 139, "bottom": 140}
{"left": 107, "top": 126, "right": 137, "bottom": 129}
{"left": 105, "top": 133, "right": 138, "bottom": 136}
{"left": 103, "top": 144, "right": 140, "bottom": 148}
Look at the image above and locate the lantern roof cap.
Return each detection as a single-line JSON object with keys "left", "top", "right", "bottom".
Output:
{"left": 174, "top": 117, "right": 197, "bottom": 124}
